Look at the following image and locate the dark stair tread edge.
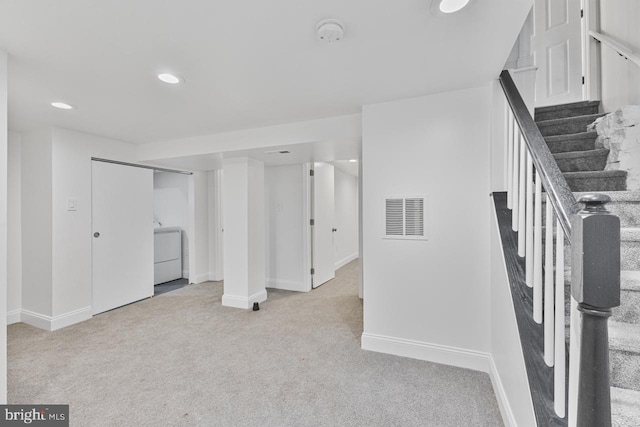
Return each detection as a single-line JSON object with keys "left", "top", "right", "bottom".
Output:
{"left": 553, "top": 149, "right": 609, "bottom": 160}
{"left": 492, "top": 192, "right": 568, "bottom": 427}
{"left": 563, "top": 170, "right": 628, "bottom": 178}
{"left": 545, "top": 131, "right": 598, "bottom": 143}
{"left": 535, "top": 101, "right": 601, "bottom": 115}
{"left": 536, "top": 113, "right": 606, "bottom": 127}
{"left": 609, "top": 321, "right": 640, "bottom": 354}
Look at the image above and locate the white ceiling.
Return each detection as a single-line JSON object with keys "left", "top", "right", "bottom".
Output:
{"left": 0, "top": 0, "right": 531, "bottom": 145}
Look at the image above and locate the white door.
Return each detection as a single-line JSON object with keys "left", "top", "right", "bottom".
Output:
{"left": 312, "top": 162, "right": 335, "bottom": 288}
{"left": 533, "top": 0, "right": 583, "bottom": 106}
{"left": 92, "top": 161, "right": 154, "bottom": 315}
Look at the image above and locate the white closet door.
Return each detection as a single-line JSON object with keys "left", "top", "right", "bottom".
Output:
{"left": 92, "top": 161, "right": 154, "bottom": 315}
{"left": 533, "top": 0, "right": 583, "bottom": 106}
{"left": 312, "top": 162, "right": 335, "bottom": 288}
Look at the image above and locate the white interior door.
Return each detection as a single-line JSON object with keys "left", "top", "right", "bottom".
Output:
{"left": 533, "top": 0, "right": 583, "bottom": 106}
{"left": 312, "top": 162, "right": 335, "bottom": 288}
{"left": 92, "top": 161, "right": 154, "bottom": 315}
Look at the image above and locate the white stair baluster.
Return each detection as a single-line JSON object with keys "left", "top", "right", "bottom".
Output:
{"left": 507, "top": 108, "right": 514, "bottom": 209}
{"left": 568, "top": 297, "right": 581, "bottom": 427}
{"left": 518, "top": 135, "right": 526, "bottom": 256}
{"left": 512, "top": 127, "right": 520, "bottom": 232}
{"left": 544, "top": 194, "right": 555, "bottom": 366}
{"left": 525, "top": 152, "right": 534, "bottom": 286}
{"left": 533, "top": 172, "right": 542, "bottom": 322}
{"left": 554, "top": 216, "right": 566, "bottom": 418}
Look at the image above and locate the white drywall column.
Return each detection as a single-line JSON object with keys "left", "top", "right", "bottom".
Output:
{"left": 7, "top": 132, "right": 22, "bottom": 323}
{"left": 0, "top": 50, "right": 8, "bottom": 403}
{"left": 222, "top": 158, "right": 267, "bottom": 308}
{"left": 187, "top": 172, "right": 210, "bottom": 284}
{"left": 207, "top": 170, "right": 224, "bottom": 282}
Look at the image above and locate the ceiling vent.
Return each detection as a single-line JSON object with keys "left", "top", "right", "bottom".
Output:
{"left": 383, "top": 196, "right": 427, "bottom": 240}
{"left": 316, "top": 19, "right": 345, "bottom": 43}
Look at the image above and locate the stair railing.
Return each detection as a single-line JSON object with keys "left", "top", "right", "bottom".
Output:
{"left": 499, "top": 69, "right": 621, "bottom": 427}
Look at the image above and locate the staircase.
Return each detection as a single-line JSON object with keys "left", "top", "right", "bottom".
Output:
{"left": 535, "top": 101, "right": 640, "bottom": 427}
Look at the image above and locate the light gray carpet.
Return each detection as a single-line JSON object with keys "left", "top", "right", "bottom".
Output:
{"left": 7, "top": 260, "right": 503, "bottom": 427}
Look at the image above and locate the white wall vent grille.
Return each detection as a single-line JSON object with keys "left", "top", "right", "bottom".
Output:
{"left": 383, "top": 196, "right": 427, "bottom": 240}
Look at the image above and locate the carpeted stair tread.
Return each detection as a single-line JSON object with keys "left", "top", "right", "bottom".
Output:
{"left": 563, "top": 170, "right": 627, "bottom": 192}
{"left": 609, "top": 321, "right": 640, "bottom": 391}
{"left": 553, "top": 148, "right": 609, "bottom": 172}
{"left": 612, "top": 386, "right": 640, "bottom": 427}
{"left": 621, "top": 271, "right": 640, "bottom": 292}
{"left": 573, "top": 191, "right": 640, "bottom": 203}
{"left": 616, "top": 271, "right": 640, "bottom": 325}
{"left": 573, "top": 191, "right": 640, "bottom": 227}
{"left": 535, "top": 101, "right": 600, "bottom": 122}
{"left": 545, "top": 131, "right": 598, "bottom": 153}
{"left": 622, "top": 228, "right": 640, "bottom": 242}
{"left": 537, "top": 113, "right": 606, "bottom": 136}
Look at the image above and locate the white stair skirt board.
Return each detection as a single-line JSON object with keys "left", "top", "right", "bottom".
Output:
{"left": 361, "top": 333, "right": 525, "bottom": 427}
{"left": 222, "top": 289, "right": 268, "bottom": 309}
{"left": 19, "top": 307, "right": 92, "bottom": 331}
{"left": 6, "top": 310, "right": 20, "bottom": 325}
{"left": 266, "top": 279, "right": 308, "bottom": 293}
{"left": 335, "top": 253, "right": 359, "bottom": 271}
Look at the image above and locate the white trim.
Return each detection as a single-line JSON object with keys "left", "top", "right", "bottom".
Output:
{"left": 361, "top": 333, "right": 491, "bottom": 373}
{"left": 6, "top": 310, "right": 21, "bottom": 325}
{"left": 50, "top": 307, "right": 92, "bottom": 330}
{"left": 190, "top": 273, "right": 210, "bottom": 284}
{"left": 222, "top": 289, "right": 268, "bottom": 309}
{"left": 488, "top": 356, "right": 519, "bottom": 427}
{"left": 266, "top": 278, "right": 308, "bottom": 292}
{"left": 335, "top": 253, "right": 359, "bottom": 270}
{"left": 20, "top": 307, "right": 93, "bottom": 331}
{"left": 208, "top": 272, "right": 222, "bottom": 282}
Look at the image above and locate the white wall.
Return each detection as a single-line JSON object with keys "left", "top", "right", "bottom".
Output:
{"left": 154, "top": 171, "right": 190, "bottom": 277}
{"left": 188, "top": 171, "right": 210, "bottom": 284}
{"left": 361, "top": 86, "right": 493, "bottom": 371}
{"left": 0, "top": 49, "right": 8, "bottom": 404}
{"left": 207, "top": 169, "right": 223, "bottom": 281}
{"left": 489, "top": 202, "right": 536, "bottom": 427}
{"left": 600, "top": 1, "right": 640, "bottom": 112}
{"left": 334, "top": 169, "right": 359, "bottom": 269}
{"left": 7, "top": 132, "right": 22, "bottom": 323}
{"left": 21, "top": 129, "right": 53, "bottom": 318}
{"left": 265, "top": 164, "right": 307, "bottom": 292}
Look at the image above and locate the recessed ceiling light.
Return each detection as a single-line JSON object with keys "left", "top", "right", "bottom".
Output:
{"left": 158, "top": 73, "right": 182, "bottom": 84}
{"left": 51, "top": 102, "right": 73, "bottom": 110}
{"left": 439, "top": 0, "right": 470, "bottom": 13}
{"left": 349, "top": 159, "right": 358, "bottom": 163}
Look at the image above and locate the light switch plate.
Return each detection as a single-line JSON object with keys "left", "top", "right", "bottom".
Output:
{"left": 67, "top": 199, "right": 77, "bottom": 211}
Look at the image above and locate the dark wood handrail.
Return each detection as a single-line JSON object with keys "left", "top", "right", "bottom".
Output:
{"left": 498, "top": 70, "right": 580, "bottom": 241}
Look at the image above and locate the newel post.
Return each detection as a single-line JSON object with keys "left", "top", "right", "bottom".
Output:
{"left": 571, "top": 194, "right": 620, "bottom": 427}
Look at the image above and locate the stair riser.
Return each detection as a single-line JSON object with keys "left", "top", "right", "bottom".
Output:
{"left": 621, "top": 241, "right": 640, "bottom": 270}
{"left": 564, "top": 176, "right": 627, "bottom": 192}
{"left": 610, "top": 350, "right": 640, "bottom": 391}
{"left": 546, "top": 137, "right": 596, "bottom": 154}
{"left": 535, "top": 105, "right": 600, "bottom": 122}
{"left": 555, "top": 155, "right": 608, "bottom": 172}
{"left": 538, "top": 115, "right": 604, "bottom": 136}
{"left": 614, "top": 290, "right": 640, "bottom": 324}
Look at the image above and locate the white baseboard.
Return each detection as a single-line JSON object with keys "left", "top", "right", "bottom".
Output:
{"left": 488, "top": 356, "right": 518, "bottom": 427}
{"left": 208, "top": 272, "right": 223, "bottom": 282}
{"left": 335, "top": 253, "right": 359, "bottom": 270}
{"left": 7, "top": 310, "right": 21, "bottom": 325}
{"left": 266, "top": 278, "right": 309, "bottom": 292}
{"left": 361, "top": 333, "right": 491, "bottom": 373}
{"left": 20, "top": 306, "right": 93, "bottom": 331}
{"left": 222, "top": 289, "right": 268, "bottom": 309}
{"left": 190, "top": 273, "right": 210, "bottom": 284}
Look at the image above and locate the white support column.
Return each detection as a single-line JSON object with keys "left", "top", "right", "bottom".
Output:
{"left": 0, "top": 50, "right": 8, "bottom": 404}
{"left": 221, "top": 157, "right": 267, "bottom": 309}
{"left": 533, "top": 172, "right": 542, "bottom": 322}
{"left": 544, "top": 195, "right": 555, "bottom": 366}
{"left": 554, "top": 217, "right": 566, "bottom": 418}
{"left": 525, "top": 152, "right": 534, "bottom": 286}
{"left": 518, "top": 136, "right": 526, "bottom": 255}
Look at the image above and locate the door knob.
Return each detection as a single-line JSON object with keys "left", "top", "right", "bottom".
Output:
{"left": 93, "top": 232, "right": 100, "bottom": 238}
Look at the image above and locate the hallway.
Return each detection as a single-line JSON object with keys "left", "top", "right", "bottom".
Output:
{"left": 7, "top": 261, "right": 502, "bottom": 426}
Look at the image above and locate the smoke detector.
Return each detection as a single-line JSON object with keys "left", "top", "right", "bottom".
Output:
{"left": 316, "top": 19, "right": 345, "bottom": 43}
